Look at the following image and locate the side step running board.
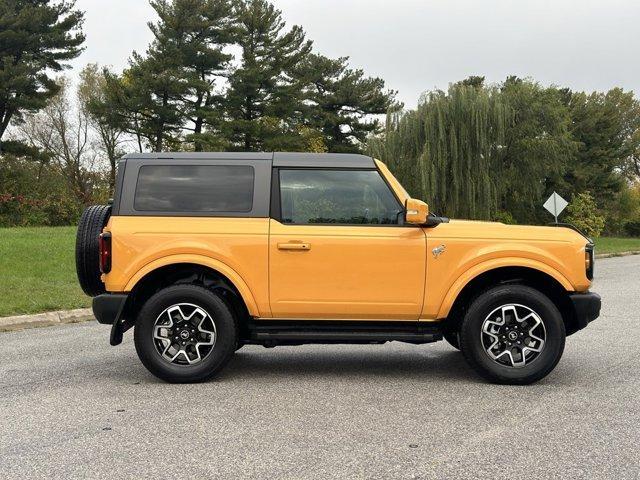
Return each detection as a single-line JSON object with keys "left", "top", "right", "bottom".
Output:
{"left": 244, "top": 321, "right": 443, "bottom": 346}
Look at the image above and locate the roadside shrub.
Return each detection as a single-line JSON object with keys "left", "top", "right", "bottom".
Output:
{"left": 625, "top": 221, "right": 640, "bottom": 237}
{"left": 602, "top": 183, "right": 640, "bottom": 235}
{"left": 493, "top": 210, "right": 516, "bottom": 224}
{"left": 564, "top": 192, "right": 605, "bottom": 238}
{"left": 0, "top": 156, "right": 90, "bottom": 227}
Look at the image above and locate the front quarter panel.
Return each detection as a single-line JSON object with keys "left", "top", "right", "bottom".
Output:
{"left": 422, "top": 221, "right": 591, "bottom": 320}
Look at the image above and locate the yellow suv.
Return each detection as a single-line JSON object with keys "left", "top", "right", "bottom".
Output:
{"left": 76, "top": 152, "right": 600, "bottom": 384}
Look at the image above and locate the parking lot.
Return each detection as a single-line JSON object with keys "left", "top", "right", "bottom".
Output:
{"left": 1, "top": 255, "right": 639, "bottom": 479}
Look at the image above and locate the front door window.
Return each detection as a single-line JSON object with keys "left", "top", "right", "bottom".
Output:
{"left": 279, "top": 169, "right": 401, "bottom": 225}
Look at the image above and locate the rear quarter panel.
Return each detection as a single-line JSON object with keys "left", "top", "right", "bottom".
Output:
{"left": 102, "top": 216, "right": 270, "bottom": 317}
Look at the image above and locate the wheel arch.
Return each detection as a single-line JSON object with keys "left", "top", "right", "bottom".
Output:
{"left": 441, "top": 264, "right": 581, "bottom": 336}
{"left": 123, "top": 255, "right": 259, "bottom": 317}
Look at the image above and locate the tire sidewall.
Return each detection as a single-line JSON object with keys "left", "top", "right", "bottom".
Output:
{"left": 460, "top": 285, "right": 566, "bottom": 384}
{"left": 134, "top": 285, "right": 237, "bottom": 383}
{"left": 75, "top": 205, "right": 111, "bottom": 297}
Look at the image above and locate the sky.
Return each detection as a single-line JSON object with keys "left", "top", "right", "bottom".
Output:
{"left": 70, "top": 0, "right": 640, "bottom": 108}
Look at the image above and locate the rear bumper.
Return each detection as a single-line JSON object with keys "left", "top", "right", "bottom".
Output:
{"left": 92, "top": 293, "right": 128, "bottom": 325}
{"left": 569, "top": 291, "right": 601, "bottom": 331}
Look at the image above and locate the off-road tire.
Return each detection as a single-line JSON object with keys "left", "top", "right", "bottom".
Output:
{"left": 459, "top": 284, "right": 566, "bottom": 385}
{"left": 76, "top": 205, "right": 111, "bottom": 297}
{"left": 134, "top": 285, "right": 238, "bottom": 383}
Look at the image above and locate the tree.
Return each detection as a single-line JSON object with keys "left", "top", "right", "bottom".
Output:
{"left": 562, "top": 88, "right": 640, "bottom": 209}
{"left": 368, "top": 84, "right": 510, "bottom": 219}
{"left": 146, "top": 0, "right": 235, "bottom": 151}
{"left": 296, "top": 53, "right": 397, "bottom": 153}
{"left": 100, "top": 0, "right": 236, "bottom": 152}
{"left": 456, "top": 75, "right": 485, "bottom": 89}
{"left": 102, "top": 50, "right": 186, "bottom": 152}
{"left": 498, "top": 77, "right": 575, "bottom": 223}
{"left": 225, "top": 0, "right": 312, "bottom": 151}
{"left": 17, "top": 78, "right": 102, "bottom": 205}
{"left": 79, "top": 64, "right": 127, "bottom": 189}
{"left": 0, "top": 0, "right": 85, "bottom": 152}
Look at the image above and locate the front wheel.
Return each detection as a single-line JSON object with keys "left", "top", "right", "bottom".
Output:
{"left": 459, "top": 285, "right": 565, "bottom": 385}
{"left": 134, "top": 285, "right": 238, "bottom": 383}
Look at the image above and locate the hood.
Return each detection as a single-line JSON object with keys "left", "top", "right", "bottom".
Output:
{"left": 429, "top": 219, "right": 587, "bottom": 244}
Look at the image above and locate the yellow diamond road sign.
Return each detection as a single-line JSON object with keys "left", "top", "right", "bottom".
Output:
{"left": 543, "top": 191, "right": 568, "bottom": 223}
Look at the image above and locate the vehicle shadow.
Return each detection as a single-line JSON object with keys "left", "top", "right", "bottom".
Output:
{"left": 103, "top": 344, "right": 480, "bottom": 385}
{"left": 217, "top": 346, "right": 477, "bottom": 384}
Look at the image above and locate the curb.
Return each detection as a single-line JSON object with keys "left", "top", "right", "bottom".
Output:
{"left": 0, "top": 308, "right": 93, "bottom": 331}
{"left": 595, "top": 251, "right": 640, "bottom": 259}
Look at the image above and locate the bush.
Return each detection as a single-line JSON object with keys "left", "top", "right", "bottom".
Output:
{"left": 564, "top": 192, "right": 605, "bottom": 238}
{"left": 625, "top": 221, "right": 640, "bottom": 237}
{"left": 0, "top": 156, "right": 92, "bottom": 227}
{"left": 493, "top": 210, "right": 516, "bottom": 224}
{"left": 602, "top": 183, "right": 640, "bottom": 235}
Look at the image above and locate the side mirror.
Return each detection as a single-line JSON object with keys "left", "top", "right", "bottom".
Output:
{"left": 405, "top": 198, "right": 428, "bottom": 225}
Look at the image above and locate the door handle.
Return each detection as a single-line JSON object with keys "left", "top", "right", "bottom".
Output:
{"left": 277, "top": 242, "right": 311, "bottom": 251}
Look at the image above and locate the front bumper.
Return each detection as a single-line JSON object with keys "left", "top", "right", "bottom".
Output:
{"left": 569, "top": 291, "right": 601, "bottom": 332}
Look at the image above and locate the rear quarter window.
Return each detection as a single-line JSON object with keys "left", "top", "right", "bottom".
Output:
{"left": 134, "top": 165, "right": 254, "bottom": 212}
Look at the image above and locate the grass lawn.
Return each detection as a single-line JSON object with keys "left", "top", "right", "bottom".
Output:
{"left": 0, "top": 226, "right": 639, "bottom": 317}
{"left": 0, "top": 226, "right": 90, "bottom": 317}
{"left": 594, "top": 236, "right": 640, "bottom": 255}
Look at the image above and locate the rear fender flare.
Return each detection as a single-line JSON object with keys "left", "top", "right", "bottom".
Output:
{"left": 124, "top": 254, "right": 259, "bottom": 317}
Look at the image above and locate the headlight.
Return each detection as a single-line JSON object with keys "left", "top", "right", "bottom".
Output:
{"left": 585, "top": 244, "right": 594, "bottom": 280}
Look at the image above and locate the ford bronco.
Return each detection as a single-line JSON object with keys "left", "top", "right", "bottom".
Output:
{"left": 76, "top": 152, "right": 601, "bottom": 384}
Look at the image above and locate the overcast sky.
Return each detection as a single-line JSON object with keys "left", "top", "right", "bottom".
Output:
{"left": 71, "top": 0, "right": 640, "bottom": 108}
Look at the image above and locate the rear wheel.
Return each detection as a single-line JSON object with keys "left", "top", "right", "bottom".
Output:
{"left": 134, "top": 285, "right": 238, "bottom": 383}
{"left": 459, "top": 285, "right": 565, "bottom": 385}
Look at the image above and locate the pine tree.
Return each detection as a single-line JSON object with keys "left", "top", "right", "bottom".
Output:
{"left": 107, "top": 50, "right": 186, "bottom": 152}
{"left": 147, "top": 0, "right": 235, "bottom": 151}
{"left": 0, "top": 0, "right": 85, "bottom": 153}
{"left": 225, "top": 0, "right": 312, "bottom": 151}
{"left": 296, "top": 54, "right": 397, "bottom": 153}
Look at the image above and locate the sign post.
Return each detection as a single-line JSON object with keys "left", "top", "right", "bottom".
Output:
{"left": 543, "top": 191, "right": 568, "bottom": 223}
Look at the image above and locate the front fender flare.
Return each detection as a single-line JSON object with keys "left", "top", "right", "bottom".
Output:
{"left": 435, "top": 257, "right": 574, "bottom": 319}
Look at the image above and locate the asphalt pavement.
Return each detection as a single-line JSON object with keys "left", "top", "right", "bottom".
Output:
{"left": 1, "top": 256, "right": 639, "bottom": 479}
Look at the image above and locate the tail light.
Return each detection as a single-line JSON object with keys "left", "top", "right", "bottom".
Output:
{"left": 99, "top": 232, "right": 112, "bottom": 274}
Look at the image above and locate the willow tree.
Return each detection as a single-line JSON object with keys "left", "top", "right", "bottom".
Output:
{"left": 369, "top": 84, "right": 510, "bottom": 219}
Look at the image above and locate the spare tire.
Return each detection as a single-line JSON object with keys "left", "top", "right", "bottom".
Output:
{"left": 76, "top": 205, "right": 111, "bottom": 297}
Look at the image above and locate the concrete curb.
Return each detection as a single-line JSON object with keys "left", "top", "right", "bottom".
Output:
{"left": 595, "top": 251, "right": 640, "bottom": 259}
{"left": 0, "top": 308, "right": 93, "bottom": 331}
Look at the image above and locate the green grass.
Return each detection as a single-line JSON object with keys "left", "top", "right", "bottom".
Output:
{"left": 0, "top": 226, "right": 90, "bottom": 317}
{"left": 594, "top": 236, "right": 640, "bottom": 255}
{"left": 0, "top": 226, "right": 639, "bottom": 317}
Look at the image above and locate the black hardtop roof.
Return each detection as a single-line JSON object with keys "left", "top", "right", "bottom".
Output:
{"left": 121, "top": 152, "right": 376, "bottom": 168}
